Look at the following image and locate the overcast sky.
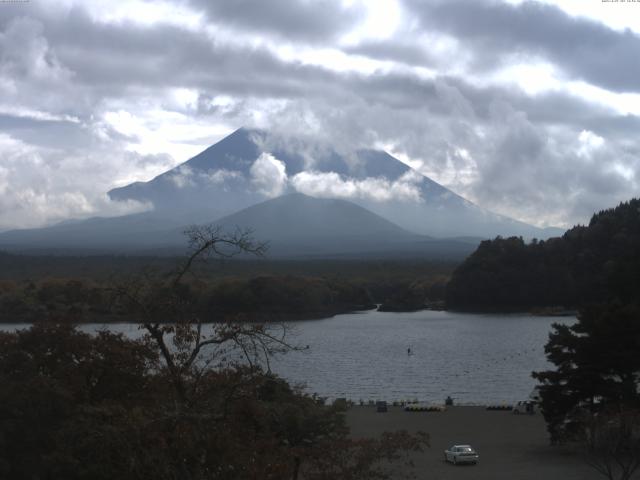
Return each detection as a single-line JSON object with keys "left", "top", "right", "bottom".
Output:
{"left": 1, "top": 0, "right": 639, "bottom": 230}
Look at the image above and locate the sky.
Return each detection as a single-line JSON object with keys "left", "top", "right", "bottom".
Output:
{"left": 0, "top": 0, "right": 639, "bottom": 231}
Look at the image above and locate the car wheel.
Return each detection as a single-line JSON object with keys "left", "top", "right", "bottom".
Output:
{"left": 453, "top": 457, "right": 457, "bottom": 465}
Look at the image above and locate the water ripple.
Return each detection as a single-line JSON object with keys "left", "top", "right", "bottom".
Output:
{"left": 269, "top": 309, "right": 572, "bottom": 404}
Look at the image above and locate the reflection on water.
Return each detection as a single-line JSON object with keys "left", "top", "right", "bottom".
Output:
{"left": 2, "top": 310, "right": 572, "bottom": 404}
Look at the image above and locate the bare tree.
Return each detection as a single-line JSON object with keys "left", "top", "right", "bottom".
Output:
{"left": 112, "top": 225, "right": 297, "bottom": 405}
{"left": 581, "top": 408, "right": 640, "bottom": 480}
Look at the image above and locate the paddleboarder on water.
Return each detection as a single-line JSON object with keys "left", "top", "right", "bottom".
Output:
{"left": 407, "top": 347, "right": 412, "bottom": 356}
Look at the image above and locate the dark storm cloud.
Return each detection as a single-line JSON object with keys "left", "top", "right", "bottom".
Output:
{"left": 14, "top": 6, "right": 342, "bottom": 101}
{"left": 343, "top": 70, "right": 640, "bottom": 146}
{"left": 189, "top": 0, "right": 364, "bottom": 42}
{"left": 404, "top": 0, "right": 640, "bottom": 93}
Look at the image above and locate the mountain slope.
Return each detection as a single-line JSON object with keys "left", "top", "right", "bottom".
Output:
{"left": 216, "top": 192, "right": 415, "bottom": 241}
{"left": 214, "top": 193, "right": 414, "bottom": 256}
{"left": 0, "top": 193, "right": 478, "bottom": 259}
{"left": 109, "top": 127, "right": 562, "bottom": 239}
{"left": 213, "top": 193, "right": 478, "bottom": 258}
{"left": 0, "top": 212, "right": 187, "bottom": 252}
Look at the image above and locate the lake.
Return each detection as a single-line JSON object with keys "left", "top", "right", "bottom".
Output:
{"left": 272, "top": 309, "right": 570, "bottom": 405}
{"left": 2, "top": 310, "right": 571, "bottom": 405}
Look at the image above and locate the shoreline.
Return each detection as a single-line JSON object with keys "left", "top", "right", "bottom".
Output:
{"left": 0, "top": 305, "right": 578, "bottom": 325}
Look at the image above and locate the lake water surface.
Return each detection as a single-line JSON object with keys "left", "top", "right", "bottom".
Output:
{"left": 3, "top": 310, "right": 572, "bottom": 405}
{"left": 271, "top": 309, "right": 571, "bottom": 404}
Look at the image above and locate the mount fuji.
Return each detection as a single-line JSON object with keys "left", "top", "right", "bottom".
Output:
{"left": 0, "top": 128, "right": 562, "bottom": 257}
{"left": 109, "top": 127, "right": 560, "bottom": 239}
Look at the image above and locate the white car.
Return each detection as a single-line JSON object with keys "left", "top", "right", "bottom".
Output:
{"left": 512, "top": 400, "right": 535, "bottom": 414}
{"left": 444, "top": 445, "right": 479, "bottom": 465}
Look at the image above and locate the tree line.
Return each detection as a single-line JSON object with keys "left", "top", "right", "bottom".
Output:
{"left": 0, "top": 271, "right": 450, "bottom": 324}
{"left": 0, "top": 275, "right": 377, "bottom": 324}
{"left": 446, "top": 198, "right": 640, "bottom": 311}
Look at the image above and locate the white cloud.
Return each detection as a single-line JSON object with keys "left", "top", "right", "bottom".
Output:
{"left": 205, "top": 168, "right": 243, "bottom": 185}
{"left": 0, "top": 104, "right": 80, "bottom": 123}
{"left": 169, "top": 165, "right": 195, "bottom": 188}
{"left": 0, "top": 133, "right": 152, "bottom": 231}
{"left": 530, "top": 0, "right": 640, "bottom": 35}
{"left": 488, "top": 62, "right": 561, "bottom": 96}
{"left": 578, "top": 129, "right": 605, "bottom": 158}
{"left": 83, "top": 0, "right": 203, "bottom": 29}
{"left": 169, "top": 165, "right": 243, "bottom": 188}
{"left": 0, "top": 165, "right": 8, "bottom": 196}
{"left": 250, "top": 152, "right": 288, "bottom": 197}
{"left": 290, "top": 169, "right": 423, "bottom": 203}
{"left": 0, "top": 185, "right": 151, "bottom": 232}
{"left": 101, "top": 108, "right": 232, "bottom": 162}
{"left": 340, "top": 0, "right": 403, "bottom": 44}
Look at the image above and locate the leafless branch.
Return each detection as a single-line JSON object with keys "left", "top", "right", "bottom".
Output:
{"left": 106, "top": 223, "right": 300, "bottom": 406}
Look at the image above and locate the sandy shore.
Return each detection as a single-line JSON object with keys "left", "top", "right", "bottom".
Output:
{"left": 346, "top": 406, "right": 607, "bottom": 480}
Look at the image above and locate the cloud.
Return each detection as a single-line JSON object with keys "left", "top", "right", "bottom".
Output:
{"left": 461, "top": 102, "right": 638, "bottom": 227}
{"left": 169, "top": 166, "right": 195, "bottom": 189}
{"left": 0, "top": 132, "right": 153, "bottom": 231}
{"left": 247, "top": 148, "right": 424, "bottom": 204}
{"left": 343, "top": 40, "right": 435, "bottom": 67}
{"left": 0, "top": 0, "right": 638, "bottom": 231}
{"left": 403, "top": 0, "right": 640, "bottom": 94}
{"left": 578, "top": 130, "right": 604, "bottom": 158}
{"left": 205, "top": 168, "right": 244, "bottom": 185}
{"left": 189, "top": 0, "right": 365, "bottom": 43}
{"left": 250, "top": 153, "right": 288, "bottom": 198}
{"left": 0, "top": 16, "right": 72, "bottom": 85}
{"left": 0, "top": 104, "right": 80, "bottom": 123}
{"left": 291, "top": 169, "right": 423, "bottom": 203}
{"left": 169, "top": 165, "right": 244, "bottom": 188}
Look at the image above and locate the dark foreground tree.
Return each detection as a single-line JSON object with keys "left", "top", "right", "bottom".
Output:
{"left": 111, "top": 225, "right": 290, "bottom": 405}
{"left": 581, "top": 408, "right": 640, "bottom": 480}
{"left": 533, "top": 303, "right": 640, "bottom": 479}
{"left": 0, "top": 225, "right": 429, "bottom": 479}
{"left": 0, "top": 324, "right": 158, "bottom": 479}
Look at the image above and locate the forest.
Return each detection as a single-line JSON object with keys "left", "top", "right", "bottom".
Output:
{"left": 446, "top": 198, "right": 640, "bottom": 311}
{"left": 0, "top": 254, "right": 452, "bottom": 323}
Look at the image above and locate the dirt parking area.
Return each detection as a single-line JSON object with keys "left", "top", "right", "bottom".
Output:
{"left": 346, "top": 406, "right": 609, "bottom": 480}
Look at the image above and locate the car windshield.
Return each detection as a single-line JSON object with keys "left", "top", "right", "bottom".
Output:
{"left": 459, "top": 447, "right": 473, "bottom": 452}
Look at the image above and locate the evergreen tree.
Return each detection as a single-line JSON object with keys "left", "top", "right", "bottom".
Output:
{"left": 532, "top": 303, "right": 640, "bottom": 444}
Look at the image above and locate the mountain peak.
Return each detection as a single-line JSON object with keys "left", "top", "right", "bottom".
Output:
{"left": 107, "top": 127, "right": 562, "bottom": 239}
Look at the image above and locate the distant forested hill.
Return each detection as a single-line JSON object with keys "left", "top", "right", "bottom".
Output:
{"left": 446, "top": 198, "right": 640, "bottom": 311}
